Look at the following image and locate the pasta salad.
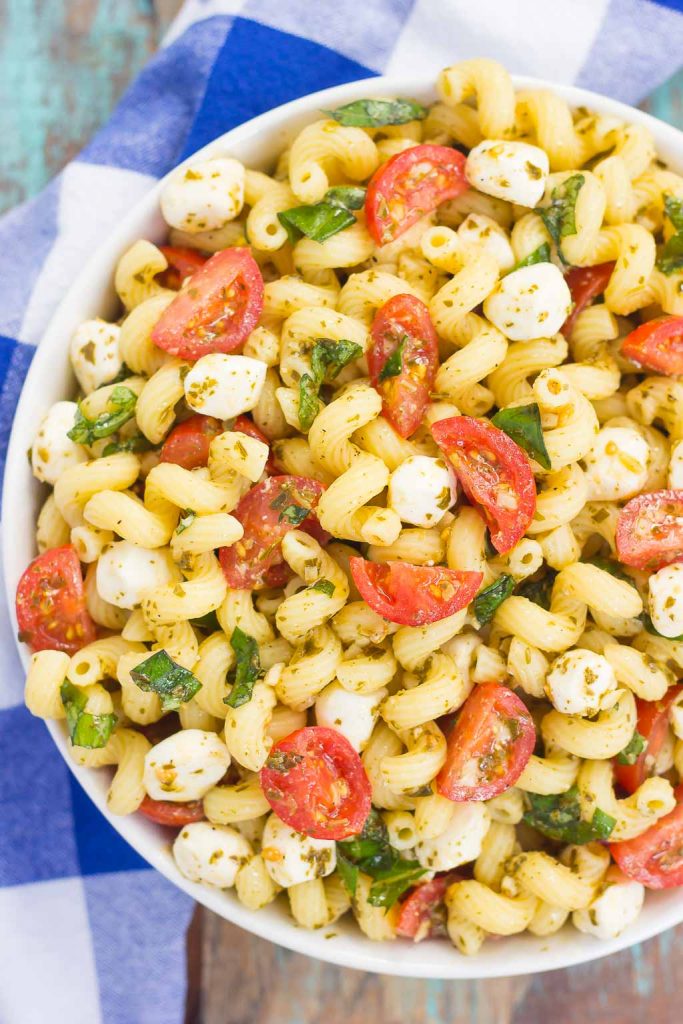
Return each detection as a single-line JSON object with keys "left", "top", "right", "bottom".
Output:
{"left": 18, "top": 56, "right": 683, "bottom": 953}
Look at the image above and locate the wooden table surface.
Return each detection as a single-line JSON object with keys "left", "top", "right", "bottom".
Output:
{"left": 4, "top": 3, "right": 683, "bottom": 1022}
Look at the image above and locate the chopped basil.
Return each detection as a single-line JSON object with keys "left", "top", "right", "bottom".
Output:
{"left": 190, "top": 610, "right": 220, "bottom": 633}
{"left": 270, "top": 490, "right": 311, "bottom": 526}
{"left": 298, "top": 338, "right": 363, "bottom": 429}
{"left": 514, "top": 243, "right": 551, "bottom": 270}
{"left": 517, "top": 570, "right": 557, "bottom": 611}
{"left": 278, "top": 187, "right": 365, "bottom": 244}
{"left": 336, "top": 808, "right": 427, "bottom": 909}
{"left": 657, "top": 195, "right": 683, "bottom": 275}
{"left": 523, "top": 786, "right": 616, "bottom": 844}
{"left": 492, "top": 402, "right": 551, "bottom": 470}
{"left": 616, "top": 730, "right": 646, "bottom": 766}
{"left": 102, "top": 433, "right": 153, "bottom": 456}
{"left": 323, "top": 98, "right": 427, "bottom": 128}
{"left": 131, "top": 650, "right": 202, "bottom": 712}
{"left": 310, "top": 578, "right": 335, "bottom": 596}
{"left": 224, "top": 627, "right": 263, "bottom": 709}
{"left": 378, "top": 335, "right": 407, "bottom": 382}
{"left": 68, "top": 385, "right": 138, "bottom": 446}
{"left": 538, "top": 173, "right": 585, "bottom": 259}
{"left": 60, "top": 680, "right": 117, "bottom": 749}
{"left": 473, "top": 574, "right": 515, "bottom": 625}
{"left": 175, "top": 509, "right": 196, "bottom": 534}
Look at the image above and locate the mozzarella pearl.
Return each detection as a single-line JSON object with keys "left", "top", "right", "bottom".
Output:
{"left": 573, "top": 873, "right": 644, "bottom": 940}
{"left": 96, "top": 540, "right": 179, "bottom": 609}
{"left": 31, "top": 401, "right": 88, "bottom": 485}
{"left": 668, "top": 439, "right": 683, "bottom": 489}
{"left": 457, "top": 213, "right": 515, "bottom": 272}
{"left": 261, "top": 813, "right": 336, "bottom": 888}
{"left": 69, "top": 319, "right": 122, "bottom": 394}
{"left": 388, "top": 456, "right": 456, "bottom": 527}
{"left": 144, "top": 729, "right": 231, "bottom": 802}
{"left": 160, "top": 158, "right": 245, "bottom": 234}
{"left": 173, "top": 822, "right": 251, "bottom": 888}
{"left": 545, "top": 648, "right": 618, "bottom": 717}
{"left": 582, "top": 426, "right": 649, "bottom": 501}
{"left": 315, "top": 682, "right": 387, "bottom": 752}
{"left": 483, "top": 263, "right": 572, "bottom": 341}
{"left": 184, "top": 354, "right": 267, "bottom": 419}
{"left": 648, "top": 563, "right": 683, "bottom": 639}
{"left": 465, "top": 140, "right": 549, "bottom": 207}
{"left": 415, "top": 803, "right": 490, "bottom": 871}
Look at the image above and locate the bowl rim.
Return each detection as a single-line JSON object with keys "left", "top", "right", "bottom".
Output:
{"left": 5, "top": 70, "right": 683, "bottom": 979}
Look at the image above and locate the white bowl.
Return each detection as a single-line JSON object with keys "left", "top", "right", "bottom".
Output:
{"left": 5, "top": 72, "right": 683, "bottom": 978}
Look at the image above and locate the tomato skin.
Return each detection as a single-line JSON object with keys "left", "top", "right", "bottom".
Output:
{"left": 610, "top": 799, "right": 683, "bottom": 889}
{"left": 616, "top": 490, "right": 683, "bottom": 571}
{"left": 437, "top": 683, "right": 535, "bottom": 802}
{"left": 16, "top": 545, "right": 96, "bottom": 655}
{"left": 431, "top": 416, "right": 536, "bottom": 555}
{"left": 349, "top": 558, "right": 482, "bottom": 627}
{"left": 614, "top": 686, "right": 683, "bottom": 794}
{"left": 396, "top": 873, "right": 459, "bottom": 941}
{"left": 138, "top": 796, "right": 205, "bottom": 826}
{"left": 232, "top": 415, "right": 278, "bottom": 475}
{"left": 365, "top": 145, "right": 468, "bottom": 246}
{"left": 562, "top": 262, "right": 615, "bottom": 337}
{"left": 621, "top": 315, "right": 683, "bottom": 376}
{"left": 157, "top": 246, "right": 207, "bottom": 290}
{"left": 151, "top": 247, "right": 263, "bottom": 359}
{"left": 219, "top": 475, "right": 328, "bottom": 589}
{"left": 260, "top": 726, "right": 371, "bottom": 840}
{"left": 368, "top": 294, "right": 439, "bottom": 438}
{"left": 159, "top": 414, "right": 223, "bottom": 470}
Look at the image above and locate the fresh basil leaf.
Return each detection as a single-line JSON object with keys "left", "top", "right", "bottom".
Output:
{"left": 473, "top": 574, "right": 515, "bottom": 625}
{"left": 278, "top": 202, "right": 356, "bottom": 244}
{"left": 664, "top": 194, "right": 683, "bottom": 233}
{"left": 310, "top": 578, "right": 335, "bottom": 596}
{"left": 224, "top": 626, "right": 263, "bottom": 709}
{"left": 298, "top": 373, "right": 322, "bottom": 430}
{"left": 297, "top": 339, "right": 363, "bottom": 429}
{"left": 176, "top": 509, "right": 196, "bottom": 534}
{"left": 641, "top": 612, "right": 683, "bottom": 642}
{"left": 523, "top": 786, "right": 616, "bottom": 844}
{"left": 367, "top": 859, "right": 427, "bottom": 909}
{"left": 657, "top": 201, "right": 683, "bottom": 275}
{"left": 190, "top": 610, "right": 220, "bottom": 633}
{"left": 492, "top": 402, "right": 551, "bottom": 470}
{"left": 131, "top": 650, "right": 202, "bottom": 712}
{"left": 337, "top": 808, "right": 389, "bottom": 863}
{"left": 616, "top": 730, "right": 646, "bottom": 766}
{"left": 60, "top": 680, "right": 117, "bottom": 749}
{"left": 323, "top": 98, "right": 427, "bottom": 128}
{"left": 325, "top": 186, "right": 366, "bottom": 210}
{"left": 102, "top": 433, "right": 153, "bottom": 457}
{"left": 278, "top": 503, "right": 310, "bottom": 526}
{"left": 538, "top": 174, "right": 585, "bottom": 257}
{"left": 378, "top": 336, "right": 407, "bottom": 382}
{"left": 514, "top": 243, "right": 551, "bottom": 270}
{"left": 336, "top": 850, "right": 359, "bottom": 897}
{"left": 67, "top": 385, "right": 138, "bottom": 445}
{"left": 517, "top": 571, "right": 557, "bottom": 611}
{"left": 336, "top": 808, "right": 426, "bottom": 908}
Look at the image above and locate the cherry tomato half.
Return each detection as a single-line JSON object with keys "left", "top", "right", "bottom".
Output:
{"left": 349, "top": 558, "right": 482, "bottom": 627}
{"left": 365, "top": 144, "right": 468, "bottom": 246}
{"left": 436, "top": 683, "right": 535, "bottom": 802}
{"left": 232, "top": 415, "right": 278, "bottom": 475}
{"left": 614, "top": 686, "right": 683, "bottom": 794}
{"left": 621, "top": 315, "right": 683, "bottom": 376}
{"left": 138, "top": 796, "right": 205, "bottom": 826}
{"left": 431, "top": 416, "right": 536, "bottom": 554}
{"left": 16, "top": 545, "right": 96, "bottom": 655}
{"left": 396, "top": 873, "right": 459, "bottom": 941}
{"left": 611, "top": 798, "right": 683, "bottom": 889}
{"left": 368, "top": 294, "right": 439, "bottom": 438}
{"left": 160, "top": 414, "right": 224, "bottom": 470}
{"left": 157, "top": 246, "right": 207, "bottom": 290}
{"left": 260, "top": 726, "right": 371, "bottom": 840}
{"left": 562, "top": 262, "right": 615, "bottom": 337}
{"left": 151, "top": 247, "right": 263, "bottom": 359}
{"left": 616, "top": 490, "right": 683, "bottom": 571}
{"left": 219, "top": 475, "right": 327, "bottom": 589}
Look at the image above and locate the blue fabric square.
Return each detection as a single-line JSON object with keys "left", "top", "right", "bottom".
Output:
{"left": 181, "top": 17, "right": 375, "bottom": 159}
{"left": 0, "top": 337, "right": 35, "bottom": 503}
{"left": 69, "top": 774, "right": 149, "bottom": 877}
{"left": 0, "top": 706, "right": 80, "bottom": 886}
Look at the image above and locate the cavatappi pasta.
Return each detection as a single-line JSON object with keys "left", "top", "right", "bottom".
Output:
{"left": 20, "top": 58, "right": 683, "bottom": 954}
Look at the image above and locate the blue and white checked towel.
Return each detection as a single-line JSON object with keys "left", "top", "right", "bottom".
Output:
{"left": 1, "top": 2, "right": 683, "bottom": 1021}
